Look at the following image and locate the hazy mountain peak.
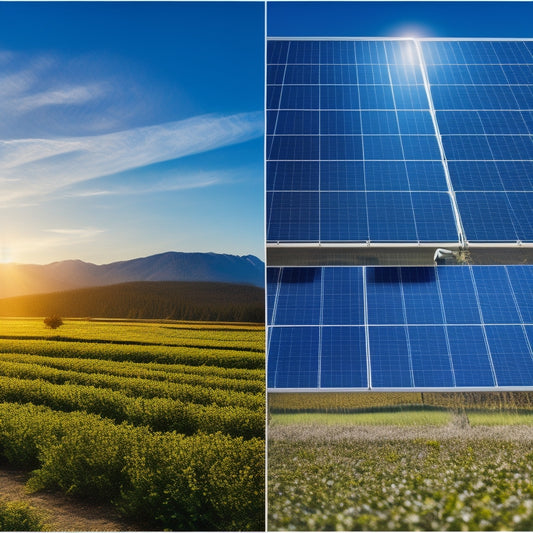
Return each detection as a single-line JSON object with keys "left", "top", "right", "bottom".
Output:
{"left": 0, "top": 251, "right": 264, "bottom": 298}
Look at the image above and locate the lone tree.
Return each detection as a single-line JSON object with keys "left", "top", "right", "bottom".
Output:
{"left": 44, "top": 315, "right": 63, "bottom": 329}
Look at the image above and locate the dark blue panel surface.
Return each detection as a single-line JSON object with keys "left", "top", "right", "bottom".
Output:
{"left": 409, "top": 326, "right": 454, "bottom": 387}
{"left": 321, "top": 111, "right": 361, "bottom": 135}
{"left": 437, "top": 267, "right": 481, "bottom": 325}
{"left": 274, "top": 268, "right": 322, "bottom": 325}
{"left": 473, "top": 267, "right": 520, "bottom": 324}
{"left": 486, "top": 325, "right": 533, "bottom": 387}
{"left": 321, "top": 85, "right": 360, "bottom": 110}
{"left": 400, "top": 267, "right": 443, "bottom": 324}
{"left": 366, "top": 267, "right": 404, "bottom": 325}
{"left": 267, "top": 191, "right": 319, "bottom": 241}
{"left": 266, "top": 268, "right": 280, "bottom": 326}
{"left": 320, "top": 192, "right": 368, "bottom": 241}
{"left": 320, "top": 65, "right": 359, "bottom": 84}
{"left": 267, "top": 135, "right": 319, "bottom": 160}
{"left": 356, "top": 64, "right": 390, "bottom": 84}
{"left": 279, "top": 86, "right": 320, "bottom": 109}
{"left": 508, "top": 193, "right": 533, "bottom": 242}
{"left": 320, "top": 40, "right": 357, "bottom": 64}
{"left": 267, "top": 161, "right": 320, "bottom": 191}
{"left": 320, "top": 161, "right": 365, "bottom": 190}
{"left": 267, "top": 40, "right": 289, "bottom": 64}
{"left": 358, "top": 85, "right": 395, "bottom": 109}
{"left": 363, "top": 135, "right": 404, "bottom": 160}
{"left": 364, "top": 161, "right": 410, "bottom": 191}
{"left": 405, "top": 162, "right": 448, "bottom": 191}
{"left": 456, "top": 193, "right": 520, "bottom": 242}
{"left": 267, "top": 265, "right": 533, "bottom": 390}
{"left": 268, "top": 327, "right": 320, "bottom": 388}
{"left": 402, "top": 135, "right": 441, "bottom": 160}
{"left": 361, "top": 111, "right": 399, "bottom": 134}
{"left": 267, "top": 65, "right": 285, "bottom": 85}
{"left": 369, "top": 326, "right": 413, "bottom": 388}
{"left": 396, "top": 111, "right": 435, "bottom": 134}
{"left": 268, "top": 111, "right": 319, "bottom": 135}
{"left": 411, "top": 192, "right": 458, "bottom": 242}
{"left": 392, "top": 85, "right": 429, "bottom": 110}
{"left": 447, "top": 326, "right": 495, "bottom": 387}
{"left": 366, "top": 192, "right": 417, "bottom": 241}
{"left": 321, "top": 327, "right": 367, "bottom": 388}
{"left": 320, "top": 135, "right": 363, "bottom": 160}
{"left": 507, "top": 265, "right": 533, "bottom": 323}
{"left": 448, "top": 161, "right": 504, "bottom": 191}
{"left": 287, "top": 41, "right": 320, "bottom": 64}
{"left": 322, "top": 267, "right": 365, "bottom": 325}
{"left": 283, "top": 65, "right": 320, "bottom": 85}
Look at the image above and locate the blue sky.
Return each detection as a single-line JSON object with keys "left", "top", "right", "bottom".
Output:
{"left": 268, "top": 2, "right": 533, "bottom": 38}
{"left": 0, "top": 2, "right": 264, "bottom": 265}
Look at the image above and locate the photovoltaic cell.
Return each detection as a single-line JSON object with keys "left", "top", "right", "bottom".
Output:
{"left": 267, "top": 265, "right": 533, "bottom": 390}
{"left": 320, "top": 327, "right": 367, "bottom": 388}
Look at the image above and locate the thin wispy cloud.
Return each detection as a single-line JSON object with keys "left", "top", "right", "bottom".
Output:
{"left": 0, "top": 48, "right": 263, "bottom": 209}
{"left": 69, "top": 170, "right": 230, "bottom": 198}
{"left": 0, "top": 111, "right": 262, "bottom": 207}
{"left": 15, "top": 83, "right": 107, "bottom": 111}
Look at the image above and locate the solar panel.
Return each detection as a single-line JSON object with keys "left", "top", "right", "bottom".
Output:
{"left": 267, "top": 265, "right": 533, "bottom": 390}
{"left": 267, "top": 38, "right": 533, "bottom": 246}
{"left": 422, "top": 40, "right": 533, "bottom": 244}
{"left": 267, "top": 39, "right": 461, "bottom": 245}
{"left": 266, "top": 38, "right": 533, "bottom": 392}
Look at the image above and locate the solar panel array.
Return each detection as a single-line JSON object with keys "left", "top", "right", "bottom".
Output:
{"left": 267, "top": 39, "right": 533, "bottom": 245}
{"left": 266, "top": 39, "right": 533, "bottom": 392}
{"left": 268, "top": 265, "right": 533, "bottom": 390}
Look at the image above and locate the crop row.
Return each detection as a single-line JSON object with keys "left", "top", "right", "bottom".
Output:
{"left": 0, "top": 402, "right": 264, "bottom": 531}
{"left": 0, "top": 338, "right": 263, "bottom": 369}
{"left": 0, "top": 352, "right": 263, "bottom": 393}
{"left": 0, "top": 360, "right": 263, "bottom": 410}
{"left": 0, "top": 321, "right": 264, "bottom": 351}
{"left": 0, "top": 376, "right": 263, "bottom": 439}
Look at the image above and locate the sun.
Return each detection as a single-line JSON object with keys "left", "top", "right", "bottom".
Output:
{"left": 0, "top": 246, "right": 14, "bottom": 264}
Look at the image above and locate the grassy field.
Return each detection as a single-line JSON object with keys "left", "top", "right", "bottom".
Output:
{"left": 268, "top": 394, "right": 533, "bottom": 531}
{"left": 0, "top": 317, "right": 265, "bottom": 531}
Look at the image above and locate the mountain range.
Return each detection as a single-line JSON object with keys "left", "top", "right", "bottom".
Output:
{"left": 0, "top": 252, "right": 265, "bottom": 299}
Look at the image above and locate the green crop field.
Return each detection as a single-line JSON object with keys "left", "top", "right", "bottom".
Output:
{"left": 268, "top": 393, "right": 533, "bottom": 531}
{"left": 0, "top": 317, "right": 265, "bottom": 531}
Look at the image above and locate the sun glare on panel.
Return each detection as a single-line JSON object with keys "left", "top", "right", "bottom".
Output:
{"left": 388, "top": 23, "right": 434, "bottom": 40}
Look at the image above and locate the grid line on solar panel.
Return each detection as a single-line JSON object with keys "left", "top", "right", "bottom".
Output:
{"left": 267, "top": 265, "right": 533, "bottom": 390}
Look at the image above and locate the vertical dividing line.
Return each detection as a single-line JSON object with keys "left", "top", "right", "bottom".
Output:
{"left": 269, "top": 267, "right": 283, "bottom": 390}
{"left": 318, "top": 266, "right": 324, "bottom": 389}
{"left": 435, "top": 266, "right": 457, "bottom": 387}
{"left": 413, "top": 39, "right": 466, "bottom": 247}
{"left": 318, "top": 42, "right": 322, "bottom": 244}
{"left": 363, "top": 266, "right": 372, "bottom": 389}
{"left": 504, "top": 266, "right": 533, "bottom": 362}
{"left": 398, "top": 267, "right": 415, "bottom": 388}
{"left": 469, "top": 265, "right": 499, "bottom": 387}
{"left": 354, "top": 41, "right": 371, "bottom": 242}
